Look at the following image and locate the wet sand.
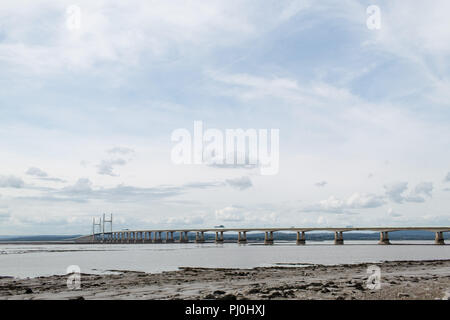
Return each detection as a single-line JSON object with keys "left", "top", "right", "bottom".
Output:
{"left": 1, "top": 260, "right": 450, "bottom": 300}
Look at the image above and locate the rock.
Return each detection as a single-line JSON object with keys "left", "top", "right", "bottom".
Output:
{"left": 284, "top": 290, "right": 295, "bottom": 297}
{"left": 24, "top": 288, "right": 33, "bottom": 294}
{"left": 70, "top": 296, "right": 85, "bottom": 300}
{"left": 309, "top": 282, "right": 322, "bottom": 287}
{"left": 397, "top": 293, "right": 409, "bottom": 298}
{"left": 307, "top": 286, "right": 322, "bottom": 291}
{"left": 203, "top": 294, "right": 216, "bottom": 299}
{"left": 247, "top": 288, "right": 261, "bottom": 294}
{"left": 268, "top": 291, "right": 283, "bottom": 299}
{"left": 213, "top": 290, "right": 226, "bottom": 295}
{"left": 353, "top": 283, "right": 365, "bottom": 291}
{"left": 218, "top": 294, "right": 237, "bottom": 300}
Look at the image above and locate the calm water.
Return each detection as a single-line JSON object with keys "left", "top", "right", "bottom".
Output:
{"left": 1, "top": 241, "right": 449, "bottom": 278}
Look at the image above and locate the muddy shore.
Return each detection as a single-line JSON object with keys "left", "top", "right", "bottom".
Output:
{"left": 1, "top": 260, "right": 450, "bottom": 300}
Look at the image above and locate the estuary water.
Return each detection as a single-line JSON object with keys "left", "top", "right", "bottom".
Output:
{"left": 1, "top": 241, "right": 449, "bottom": 278}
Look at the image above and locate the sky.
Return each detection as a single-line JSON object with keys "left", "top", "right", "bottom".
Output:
{"left": 0, "top": 0, "right": 450, "bottom": 235}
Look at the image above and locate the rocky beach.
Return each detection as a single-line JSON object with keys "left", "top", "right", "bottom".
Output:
{"left": 1, "top": 260, "right": 449, "bottom": 300}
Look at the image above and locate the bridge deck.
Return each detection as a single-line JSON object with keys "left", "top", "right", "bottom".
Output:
{"left": 90, "top": 226, "right": 450, "bottom": 235}
{"left": 75, "top": 227, "right": 449, "bottom": 245}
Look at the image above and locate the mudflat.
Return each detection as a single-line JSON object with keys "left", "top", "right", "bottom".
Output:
{"left": 1, "top": 260, "right": 449, "bottom": 300}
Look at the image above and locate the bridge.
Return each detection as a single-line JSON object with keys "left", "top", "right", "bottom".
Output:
{"left": 75, "top": 226, "right": 450, "bottom": 245}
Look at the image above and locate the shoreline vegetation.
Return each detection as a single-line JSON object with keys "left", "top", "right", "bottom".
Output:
{"left": 1, "top": 260, "right": 450, "bottom": 300}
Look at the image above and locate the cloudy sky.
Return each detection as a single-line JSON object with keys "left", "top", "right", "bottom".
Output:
{"left": 1, "top": 0, "right": 450, "bottom": 235}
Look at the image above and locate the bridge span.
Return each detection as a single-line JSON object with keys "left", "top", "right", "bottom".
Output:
{"left": 75, "top": 227, "right": 449, "bottom": 245}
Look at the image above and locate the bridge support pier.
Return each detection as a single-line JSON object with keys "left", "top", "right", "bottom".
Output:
{"left": 179, "top": 231, "right": 189, "bottom": 243}
{"left": 264, "top": 231, "right": 274, "bottom": 245}
{"left": 153, "top": 231, "right": 162, "bottom": 243}
{"left": 435, "top": 232, "right": 445, "bottom": 245}
{"left": 296, "top": 231, "right": 306, "bottom": 245}
{"left": 142, "top": 232, "right": 147, "bottom": 243}
{"left": 334, "top": 231, "right": 344, "bottom": 245}
{"left": 238, "top": 231, "right": 247, "bottom": 244}
{"left": 215, "top": 231, "right": 224, "bottom": 243}
{"left": 195, "top": 231, "right": 205, "bottom": 243}
{"left": 166, "top": 231, "right": 174, "bottom": 243}
{"left": 378, "top": 231, "right": 391, "bottom": 245}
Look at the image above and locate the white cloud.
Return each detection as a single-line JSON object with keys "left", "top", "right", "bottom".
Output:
{"left": 25, "top": 167, "right": 66, "bottom": 183}
{"left": 62, "top": 178, "right": 93, "bottom": 194}
{"left": 96, "top": 158, "right": 127, "bottom": 176}
{"left": 215, "top": 206, "right": 244, "bottom": 222}
{"left": 215, "top": 206, "right": 279, "bottom": 225}
{"left": 384, "top": 182, "right": 408, "bottom": 203}
{"left": 408, "top": 182, "right": 433, "bottom": 202}
{"left": 26, "top": 167, "right": 48, "bottom": 177}
{"left": 315, "top": 181, "right": 327, "bottom": 187}
{"left": 0, "top": 175, "right": 25, "bottom": 188}
{"left": 164, "top": 215, "right": 205, "bottom": 226}
{"left": 363, "top": 1, "right": 450, "bottom": 105}
{"left": 444, "top": 172, "right": 450, "bottom": 183}
{"left": 107, "top": 146, "right": 135, "bottom": 155}
{"left": 208, "top": 71, "right": 357, "bottom": 107}
{"left": 0, "top": 0, "right": 309, "bottom": 73}
{"left": 317, "top": 195, "right": 345, "bottom": 212}
{"left": 372, "top": 1, "right": 450, "bottom": 57}
{"left": 313, "top": 192, "right": 384, "bottom": 213}
{"left": 384, "top": 182, "right": 433, "bottom": 204}
{"left": 346, "top": 193, "right": 385, "bottom": 209}
{"left": 387, "top": 208, "right": 402, "bottom": 218}
{"left": 225, "top": 176, "right": 253, "bottom": 190}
